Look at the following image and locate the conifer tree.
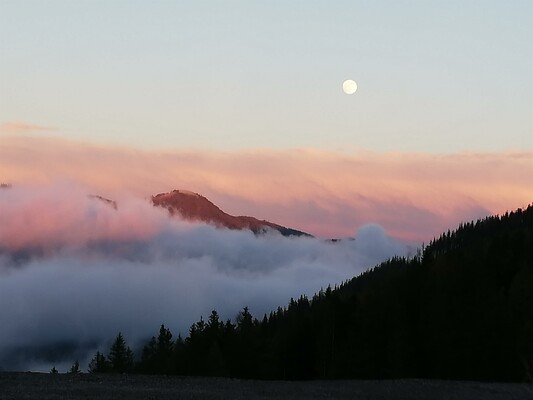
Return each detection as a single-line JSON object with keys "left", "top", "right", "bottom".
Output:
{"left": 68, "top": 360, "right": 80, "bottom": 374}
{"left": 89, "top": 351, "right": 109, "bottom": 373}
{"left": 140, "top": 336, "right": 157, "bottom": 373}
{"left": 108, "top": 332, "right": 134, "bottom": 373}
{"left": 156, "top": 324, "right": 174, "bottom": 374}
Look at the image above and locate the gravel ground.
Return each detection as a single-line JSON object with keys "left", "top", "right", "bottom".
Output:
{"left": 0, "top": 373, "right": 531, "bottom": 400}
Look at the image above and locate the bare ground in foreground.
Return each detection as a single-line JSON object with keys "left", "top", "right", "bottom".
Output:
{"left": 0, "top": 372, "right": 531, "bottom": 400}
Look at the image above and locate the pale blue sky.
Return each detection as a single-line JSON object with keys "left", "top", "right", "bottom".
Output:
{"left": 1, "top": 0, "right": 531, "bottom": 152}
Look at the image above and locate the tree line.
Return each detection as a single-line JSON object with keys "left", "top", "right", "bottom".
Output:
{"left": 84, "top": 205, "right": 532, "bottom": 381}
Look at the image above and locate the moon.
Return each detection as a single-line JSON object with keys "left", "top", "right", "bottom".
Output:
{"left": 342, "top": 79, "right": 357, "bottom": 94}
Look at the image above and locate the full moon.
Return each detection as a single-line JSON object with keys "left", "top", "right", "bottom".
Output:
{"left": 342, "top": 79, "right": 357, "bottom": 94}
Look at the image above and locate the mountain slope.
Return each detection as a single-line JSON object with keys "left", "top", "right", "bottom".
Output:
{"left": 131, "top": 204, "right": 533, "bottom": 381}
{"left": 152, "top": 189, "right": 310, "bottom": 237}
{"left": 252, "top": 204, "right": 533, "bottom": 381}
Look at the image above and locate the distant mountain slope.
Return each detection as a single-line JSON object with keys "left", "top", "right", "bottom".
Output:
{"left": 249, "top": 204, "right": 533, "bottom": 381}
{"left": 87, "top": 194, "right": 117, "bottom": 210}
{"left": 152, "top": 189, "right": 311, "bottom": 237}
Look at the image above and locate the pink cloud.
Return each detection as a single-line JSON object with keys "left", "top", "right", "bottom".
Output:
{"left": 0, "top": 121, "right": 55, "bottom": 134}
{"left": 0, "top": 183, "right": 171, "bottom": 252}
{"left": 1, "top": 135, "right": 532, "bottom": 241}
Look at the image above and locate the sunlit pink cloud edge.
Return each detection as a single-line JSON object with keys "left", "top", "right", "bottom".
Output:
{"left": 1, "top": 135, "right": 532, "bottom": 242}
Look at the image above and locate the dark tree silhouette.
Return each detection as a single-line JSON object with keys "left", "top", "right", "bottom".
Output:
{"left": 88, "top": 351, "right": 109, "bottom": 373}
{"left": 140, "top": 324, "right": 175, "bottom": 374}
{"left": 108, "top": 332, "right": 134, "bottom": 373}
{"left": 68, "top": 360, "right": 80, "bottom": 374}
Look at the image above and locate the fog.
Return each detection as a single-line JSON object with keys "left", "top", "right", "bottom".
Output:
{"left": 0, "top": 184, "right": 411, "bottom": 371}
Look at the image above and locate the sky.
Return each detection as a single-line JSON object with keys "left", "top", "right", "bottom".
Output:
{"left": 2, "top": 136, "right": 532, "bottom": 240}
{"left": 0, "top": 0, "right": 532, "bottom": 372}
{"left": 0, "top": 1, "right": 531, "bottom": 240}
{"left": 0, "top": 0, "right": 531, "bottom": 152}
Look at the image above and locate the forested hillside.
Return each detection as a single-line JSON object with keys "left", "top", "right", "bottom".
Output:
{"left": 88, "top": 205, "right": 532, "bottom": 381}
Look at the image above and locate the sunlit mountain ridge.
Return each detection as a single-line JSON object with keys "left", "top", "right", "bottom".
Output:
{"left": 152, "top": 189, "right": 311, "bottom": 237}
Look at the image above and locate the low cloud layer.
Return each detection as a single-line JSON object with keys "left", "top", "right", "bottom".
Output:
{"left": 0, "top": 184, "right": 409, "bottom": 372}
{"left": 2, "top": 135, "right": 532, "bottom": 241}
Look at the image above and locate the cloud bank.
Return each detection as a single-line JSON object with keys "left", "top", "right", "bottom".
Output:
{"left": 1, "top": 135, "right": 531, "bottom": 241}
{"left": 0, "top": 184, "right": 409, "bottom": 371}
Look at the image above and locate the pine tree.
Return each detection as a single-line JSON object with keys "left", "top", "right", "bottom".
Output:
{"left": 156, "top": 324, "right": 174, "bottom": 374}
{"left": 68, "top": 360, "right": 80, "bottom": 374}
{"left": 157, "top": 324, "right": 173, "bottom": 356}
{"left": 236, "top": 307, "right": 253, "bottom": 333}
{"left": 108, "top": 332, "right": 134, "bottom": 373}
{"left": 205, "top": 310, "right": 226, "bottom": 376}
{"left": 234, "top": 307, "right": 258, "bottom": 378}
{"left": 88, "top": 351, "right": 109, "bottom": 373}
{"left": 140, "top": 336, "right": 157, "bottom": 373}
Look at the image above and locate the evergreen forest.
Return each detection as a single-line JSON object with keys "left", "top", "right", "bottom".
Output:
{"left": 87, "top": 205, "right": 533, "bottom": 382}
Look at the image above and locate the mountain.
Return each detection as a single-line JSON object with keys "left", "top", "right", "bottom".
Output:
{"left": 88, "top": 194, "right": 117, "bottom": 210}
{"left": 152, "top": 189, "right": 311, "bottom": 237}
{"left": 239, "top": 204, "right": 533, "bottom": 381}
